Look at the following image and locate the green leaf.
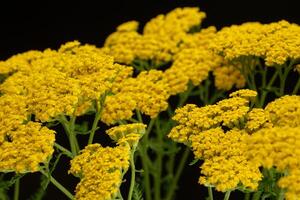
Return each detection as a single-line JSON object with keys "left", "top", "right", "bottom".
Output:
{"left": 132, "top": 182, "right": 144, "bottom": 200}
{"left": 189, "top": 158, "right": 199, "bottom": 166}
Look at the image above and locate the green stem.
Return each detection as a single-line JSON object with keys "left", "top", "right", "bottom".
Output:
{"left": 278, "top": 62, "right": 293, "bottom": 96}
{"left": 59, "top": 116, "right": 79, "bottom": 157}
{"left": 223, "top": 191, "right": 231, "bottom": 200}
{"left": 276, "top": 186, "right": 286, "bottom": 200}
{"left": 13, "top": 178, "right": 20, "bottom": 200}
{"left": 165, "top": 147, "right": 190, "bottom": 200}
{"left": 138, "top": 118, "right": 155, "bottom": 200}
{"left": 178, "top": 82, "right": 194, "bottom": 107}
{"left": 208, "top": 187, "right": 214, "bottom": 200}
{"left": 136, "top": 110, "right": 143, "bottom": 123}
{"left": 154, "top": 120, "right": 163, "bottom": 200}
{"left": 40, "top": 170, "right": 74, "bottom": 200}
{"left": 128, "top": 146, "right": 137, "bottom": 200}
{"left": 293, "top": 78, "right": 300, "bottom": 94}
{"left": 252, "top": 191, "right": 262, "bottom": 200}
{"left": 244, "top": 193, "right": 251, "bottom": 200}
{"left": 88, "top": 94, "right": 106, "bottom": 145}
{"left": 54, "top": 142, "right": 73, "bottom": 158}
{"left": 258, "top": 69, "right": 279, "bottom": 107}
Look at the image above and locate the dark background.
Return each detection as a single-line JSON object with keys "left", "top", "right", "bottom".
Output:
{"left": 0, "top": 0, "right": 299, "bottom": 199}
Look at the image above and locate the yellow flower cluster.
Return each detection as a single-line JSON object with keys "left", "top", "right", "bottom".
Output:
{"left": 278, "top": 169, "right": 300, "bottom": 200}
{"left": 245, "top": 127, "right": 300, "bottom": 199}
{"left": 246, "top": 127, "right": 300, "bottom": 171}
{"left": 211, "top": 20, "right": 300, "bottom": 66}
{"left": 69, "top": 144, "right": 130, "bottom": 200}
{"left": 191, "top": 128, "right": 261, "bottom": 191}
{"left": 264, "top": 95, "right": 300, "bottom": 127}
{"left": 144, "top": 7, "right": 206, "bottom": 40}
{"left": 169, "top": 89, "right": 256, "bottom": 144}
{"left": 0, "top": 95, "right": 55, "bottom": 173}
{"left": 104, "top": 7, "right": 206, "bottom": 65}
{"left": 1, "top": 68, "right": 81, "bottom": 122}
{"left": 244, "top": 108, "right": 273, "bottom": 133}
{"left": 213, "top": 64, "right": 246, "bottom": 91}
{"left": 106, "top": 123, "right": 146, "bottom": 146}
{"left": 0, "top": 121, "right": 55, "bottom": 173}
{"left": 170, "top": 89, "right": 300, "bottom": 195}
{"left": 104, "top": 7, "right": 246, "bottom": 95}
{"left": 102, "top": 70, "right": 170, "bottom": 124}
{"left": 0, "top": 41, "right": 132, "bottom": 121}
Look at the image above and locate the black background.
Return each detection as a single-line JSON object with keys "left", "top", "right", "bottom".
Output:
{"left": 0, "top": 0, "right": 299, "bottom": 199}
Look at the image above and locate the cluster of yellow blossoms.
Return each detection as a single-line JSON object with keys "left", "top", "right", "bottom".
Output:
{"left": 245, "top": 96, "right": 300, "bottom": 199}
{"left": 69, "top": 123, "right": 146, "bottom": 200}
{"left": 106, "top": 123, "right": 146, "bottom": 146}
{"left": 104, "top": 7, "right": 206, "bottom": 65}
{"left": 0, "top": 94, "right": 55, "bottom": 173}
{"left": 169, "top": 89, "right": 262, "bottom": 191}
{"left": 104, "top": 7, "right": 246, "bottom": 95}
{"left": 169, "top": 90, "right": 300, "bottom": 198}
{"left": 102, "top": 70, "right": 170, "bottom": 124}
{"left": 69, "top": 144, "right": 130, "bottom": 200}
{"left": 211, "top": 20, "right": 300, "bottom": 66}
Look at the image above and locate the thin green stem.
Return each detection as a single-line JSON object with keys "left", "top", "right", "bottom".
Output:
{"left": 128, "top": 146, "right": 137, "bottom": 200}
{"left": 244, "top": 193, "right": 251, "bottom": 200}
{"left": 165, "top": 147, "right": 190, "bottom": 200}
{"left": 154, "top": 120, "right": 163, "bottom": 200}
{"left": 40, "top": 169, "right": 74, "bottom": 200}
{"left": 277, "top": 187, "right": 285, "bottom": 200}
{"left": 88, "top": 94, "right": 106, "bottom": 144}
{"left": 223, "top": 191, "right": 231, "bottom": 200}
{"left": 258, "top": 69, "right": 279, "bottom": 107}
{"left": 139, "top": 148, "right": 152, "bottom": 200}
{"left": 136, "top": 110, "right": 143, "bottom": 123}
{"left": 252, "top": 191, "right": 262, "bottom": 200}
{"left": 208, "top": 187, "right": 214, "bottom": 200}
{"left": 278, "top": 62, "right": 294, "bottom": 96}
{"left": 138, "top": 118, "right": 155, "bottom": 200}
{"left": 59, "top": 115, "right": 79, "bottom": 157}
{"left": 13, "top": 178, "right": 20, "bottom": 200}
{"left": 293, "top": 78, "right": 300, "bottom": 94}
{"left": 178, "top": 82, "right": 194, "bottom": 107}
{"left": 54, "top": 142, "right": 73, "bottom": 158}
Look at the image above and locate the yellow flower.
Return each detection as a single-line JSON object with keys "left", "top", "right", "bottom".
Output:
{"left": 69, "top": 144, "right": 130, "bottom": 200}
{"left": 264, "top": 95, "right": 300, "bottom": 127}
{"left": 245, "top": 108, "right": 273, "bottom": 133}
{"left": 0, "top": 121, "right": 55, "bottom": 173}
{"left": 102, "top": 70, "right": 170, "bottom": 124}
{"left": 106, "top": 123, "right": 146, "bottom": 146}
{"left": 245, "top": 127, "right": 300, "bottom": 171}
{"left": 116, "top": 21, "right": 139, "bottom": 32}
{"left": 101, "top": 93, "right": 137, "bottom": 125}
{"left": 169, "top": 90, "right": 256, "bottom": 143}
{"left": 278, "top": 169, "right": 300, "bottom": 200}
{"left": 192, "top": 129, "right": 261, "bottom": 192}
{"left": 144, "top": 7, "right": 206, "bottom": 41}
{"left": 211, "top": 20, "right": 300, "bottom": 66}
{"left": 0, "top": 94, "right": 28, "bottom": 136}
{"left": 213, "top": 64, "right": 246, "bottom": 91}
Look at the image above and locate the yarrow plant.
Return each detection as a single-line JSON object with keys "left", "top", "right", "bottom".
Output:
{"left": 0, "top": 6, "right": 299, "bottom": 200}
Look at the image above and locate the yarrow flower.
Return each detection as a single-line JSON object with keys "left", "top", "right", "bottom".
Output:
{"left": 169, "top": 89, "right": 257, "bottom": 144}
{"left": 264, "top": 95, "right": 300, "bottom": 127}
{"left": 69, "top": 144, "right": 130, "bottom": 200}
{"left": 0, "top": 121, "right": 55, "bottom": 173}
{"left": 211, "top": 20, "right": 300, "bottom": 66}
{"left": 102, "top": 70, "right": 170, "bottom": 124}
{"left": 106, "top": 123, "right": 146, "bottom": 146}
